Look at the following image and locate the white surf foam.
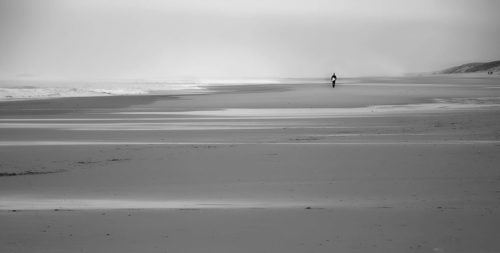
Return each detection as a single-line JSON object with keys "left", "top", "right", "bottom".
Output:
{"left": 0, "top": 78, "right": 332, "bottom": 101}
{"left": 0, "top": 80, "right": 207, "bottom": 101}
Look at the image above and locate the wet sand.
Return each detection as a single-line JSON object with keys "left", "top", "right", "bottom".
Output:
{"left": 1, "top": 76, "right": 500, "bottom": 252}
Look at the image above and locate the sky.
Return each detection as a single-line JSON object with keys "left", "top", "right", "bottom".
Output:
{"left": 1, "top": 0, "right": 500, "bottom": 79}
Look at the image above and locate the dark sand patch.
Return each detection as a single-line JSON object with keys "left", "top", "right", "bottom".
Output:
{"left": 0, "top": 170, "right": 63, "bottom": 177}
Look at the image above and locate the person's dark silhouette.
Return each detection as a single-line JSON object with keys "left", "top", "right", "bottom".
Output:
{"left": 331, "top": 73, "right": 337, "bottom": 88}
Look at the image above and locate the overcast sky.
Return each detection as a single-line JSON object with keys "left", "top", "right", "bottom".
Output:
{"left": 1, "top": 0, "right": 500, "bottom": 79}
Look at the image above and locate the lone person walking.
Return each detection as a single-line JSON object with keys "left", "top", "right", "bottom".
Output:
{"left": 331, "top": 73, "right": 337, "bottom": 88}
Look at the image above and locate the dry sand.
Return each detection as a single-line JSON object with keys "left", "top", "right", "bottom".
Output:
{"left": 1, "top": 76, "right": 500, "bottom": 252}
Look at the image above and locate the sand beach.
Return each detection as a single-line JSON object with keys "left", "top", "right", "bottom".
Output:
{"left": 1, "top": 76, "right": 500, "bottom": 252}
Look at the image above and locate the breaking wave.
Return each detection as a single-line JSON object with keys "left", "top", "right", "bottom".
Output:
{"left": 0, "top": 80, "right": 208, "bottom": 101}
{"left": 0, "top": 78, "right": 330, "bottom": 101}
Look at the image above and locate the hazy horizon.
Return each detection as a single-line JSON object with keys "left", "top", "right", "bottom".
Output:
{"left": 1, "top": 0, "right": 500, "bottom": 80}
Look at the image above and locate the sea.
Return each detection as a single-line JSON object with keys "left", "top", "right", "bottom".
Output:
{"left": 0, "top": 78, "right": 328, "bottom": 101}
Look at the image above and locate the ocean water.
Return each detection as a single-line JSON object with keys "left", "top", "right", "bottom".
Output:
{"left": 0, "top": 78, "right": 330, "bottom": 101}
{"left": 0, "top": 80, "right": 206, "bottom": 101}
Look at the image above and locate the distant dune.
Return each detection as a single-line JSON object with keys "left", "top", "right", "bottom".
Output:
{"left": 436, "top": 60, "right": 500, "bottom": 74}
